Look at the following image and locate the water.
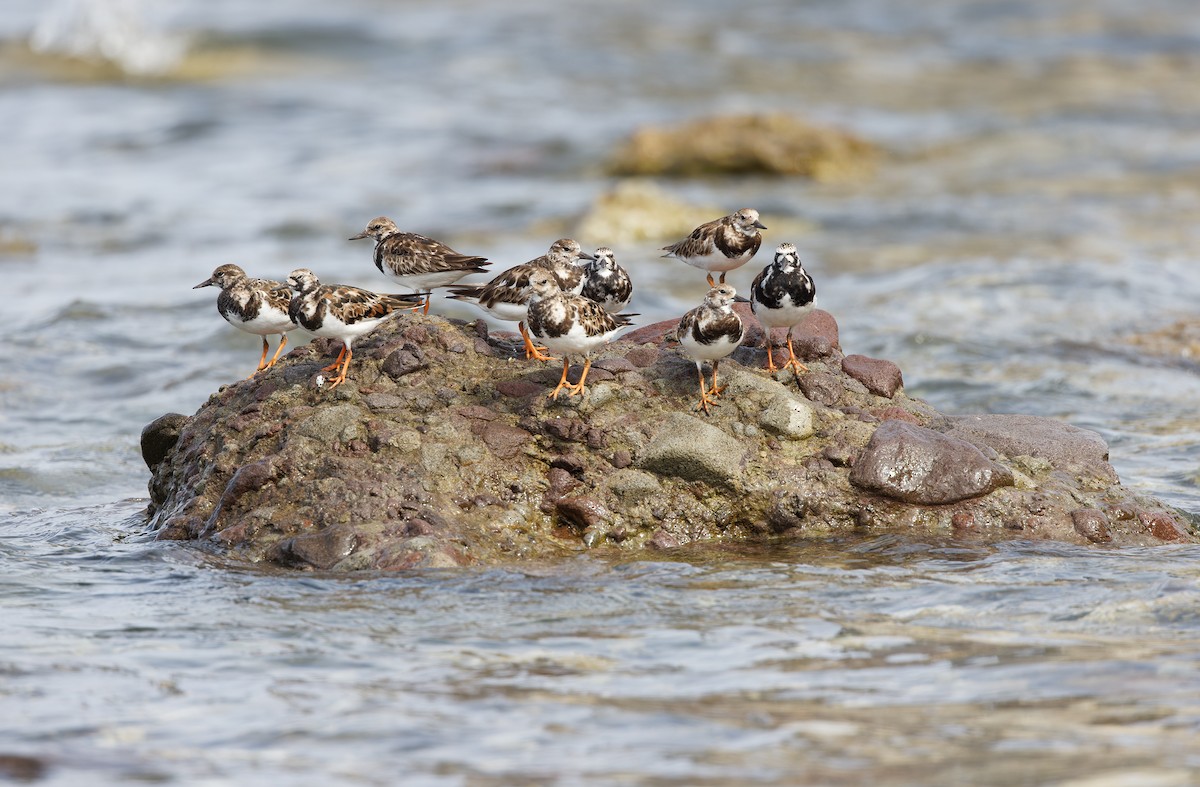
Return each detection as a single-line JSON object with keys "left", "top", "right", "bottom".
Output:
{"left": 3, "top": 0, "right": 1200, "bottom": 783}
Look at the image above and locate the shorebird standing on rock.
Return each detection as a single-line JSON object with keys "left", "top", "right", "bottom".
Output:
{"left": 448, "top": 239, "right": 594, "bottom": 361}
{"left": 677, "top": 284, "right": 747, "bottom": 414}
{"left": 750, "top": 242, "right": 816, "bottom": 375}
{"left": 193, "top": 264, "right": 299, "bottom": 378}
{"left": 525, "top": 270, "right": 634, "bottom": 400}
{"left": 349, "top": 216, "right": 490, "bottom": 315}
{"left": 662, "top": 208, "right": 766, "bottom": 287}
{"left": 286, "top": 268, "right": 425, "bottom": 390}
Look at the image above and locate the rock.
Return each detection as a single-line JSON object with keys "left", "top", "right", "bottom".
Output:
{"left": 636, "top": 413, "right": 746, "bottom": 488}
{"left": 140, "top": 308, "right": 1196, "bottom": 570}
{"left": 140, "top": 412, "right": 189, "bottom": 471}
{"left": 792, "top": 309, "right": 841, "bottom": 360}
{"left": 292, "top": 404, "right": 367, "bottom": 444}
{"left": 605, "top": 469, "right": 663, "bottom": 503}
{"left": 849, "top": 421, "right": 1014, "bottom": 505}
{"left": 1071, "top": 509, "right": 1112, "bottom": 543}
{"left": 942, "top": 414, "right": 1118, "bottom": 484}
{"left": 270, "top": 524, "right": 359, "bottom": 569}
{"left": 607, "top": 113, "right": 879, "bottom": 182}
{"left": 556, "top": 496, "right": 612, "bottom": 531}
{"left": 381, "top": 342, "right": 427, "bottom": 378}
{"left": 575, "top": 180, "right": 722, "bottom": 245}
{"left": 480, "top": 422, "right": 531, "bottom": 459}
{"left": 841, "top": 355, "right": 903, "bottom": 398}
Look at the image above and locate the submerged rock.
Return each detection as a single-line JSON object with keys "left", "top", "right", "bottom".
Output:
{"left": 141, "top": 309, "right": 1195, "bottom": 570}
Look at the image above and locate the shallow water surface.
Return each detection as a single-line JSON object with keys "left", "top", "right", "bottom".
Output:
{"left": 5, "top": 503, "right": 1200, "bottom": 785}
{"left": 3, "top": 0, "right": 1200, "bottom": 783}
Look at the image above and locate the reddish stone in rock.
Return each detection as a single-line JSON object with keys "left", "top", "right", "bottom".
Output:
{"left": 850, "top": 420, "right": 1014, "bottom": 505}
{"left": 556, "top": 496, "right": 612, "bottom": 530}
{"left": 625, "top": 346, "right": 660, "bottom": 368}
{"left": 480, "top": 422, "right": 531, "bottom": 459}
{"left": 1071, "top": 508, "right": 1112, "bottom": 543}
{"left": 793, "top": 309, "right": 840, "bottom": 360}
{"left": 798, "top": 371, "right": 844, "bottom": 406}
{"left": 875, "top": 406, "right": 920, "bottom": 424}
{"left": 546, "top": 467, "right": 579, "bottom": 498}
{"left": 457, "top": 405, "right": 498, "bottom": 422}
{"left": 495, "top": 378, "right": 543, "bottom": 398}
{"left": 648, "top": 529, "right": 681, "bottom": 550}
{"left": 1139, "top": 510, "right": 1188, "bottom": 542}
{"left": 622, "top": 319, "right": 676, "bottom": 345}
{"left": 842, "top": 354, "right": 904, "bottom": 398}
{"left": 951, "top": 511, "right": 977, "bottom": 531}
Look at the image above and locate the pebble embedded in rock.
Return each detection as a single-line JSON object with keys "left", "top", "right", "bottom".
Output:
{"left": 1071, "top": 508, "right": 1112, "bottom": 543}
{"left": 841, "top": 354, "right": 903, "bottom": 398}
{"left": 849, "top": 420, "right": 1014, "bottom": 505}
{"left": 637, "top": 413, "right": 746, "bottom": 488}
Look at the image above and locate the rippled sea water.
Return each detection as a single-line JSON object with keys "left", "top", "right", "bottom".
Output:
{"left": 3, "top": 0, "right": 1200, "bottom": 783}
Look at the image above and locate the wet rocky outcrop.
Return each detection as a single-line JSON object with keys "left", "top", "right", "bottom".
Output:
{"left": 141, "top": 309, "right": 1196, "bottom": 570}
{"left": 607, "top": 113, "right": 879, "bottom": 182}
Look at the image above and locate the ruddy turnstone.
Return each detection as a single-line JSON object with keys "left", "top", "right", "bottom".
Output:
{"left": 526, "top": 270, "right": 633, "bottom": 400}
{"left": 447, "top": 238, "right": 594, "bottom": 361}
{"left": 677, "top": 284, "right": 747, "bottom": 414}
{"left": 662, "top": 208, "right": 766, "bottom": 287}
{"left": 193, "top": 264, "right": 298, "bottom": 378}
{"left": 750, "top": 242, "right": 816, "bottom": 375}
{"left": 286, "top": 268, "right": 425, "bottom": 390}
{"left": 580, "top": 246, "right": 633, "bottom": 313}
{"left": 349, "top": 216, "right": 490, "bottom": 315}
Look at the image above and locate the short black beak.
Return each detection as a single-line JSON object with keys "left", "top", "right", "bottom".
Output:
{"left": 578, "top": 250, "right": 596, "bottom": 261}
{"left": 348, "top": 230, "right": 371, "bottom": 241}
{"left": 733, "top": 295, "right": 751, "bottom": 303}
{"left": 753, "top": 221, "right": 767, "bottom": 230}
{"left": 193, "top": 278, "right": 214, "bottom": 289}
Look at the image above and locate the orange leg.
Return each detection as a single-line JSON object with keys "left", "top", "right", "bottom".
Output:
{"left": 763, "top": 329, "right": 779, "bottom": 373}
{"left": 561, "top": 357, "right": 593, "bottom": 398}
{"left": 248, "top": 336, "right": 271, "bottom": 377}
{"left": 409, "top": 294, "right": 432, "bottom": 315}
{"left": 519, "top": 322, "right": 554, "bottom": 362}
{"left": 695, "top": 363, "right": 719, "bottom": 414}
{"left": 264, "top": 333, "right": 289, "bottom": 369}
{"left": 706, "top": 272, "right": 716, "bottom": 287}
{"left": 709, "top": 360, "right": 726, "bottom": 398}
{"left": 327, "top": 346, "right": 353, "bottom": 389}
{"left": 548, "top": 357, "right": 572, "bottom": 399}
{"left": 321, "top": 344, "right": 347, "bottom": 373}
{"left": 783, "top": 332, "right": 809, "bottom": 374}
{"left": 718, "top": 271, "right": 727, "bottom": 284}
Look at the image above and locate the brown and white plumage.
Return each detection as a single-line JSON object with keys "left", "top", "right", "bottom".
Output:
{"left": 750, "top": 242, "right": 816, "bottom": 375}
{"left": 677, "top": 284, "right": 746, "bottom": 414}
{"left": 286, "top": 268, "right": 424, "bottom": 390}
{"left": 662, "top": 208, "right": 766, "bottom": 287}
{"left": 193, "top": 264, "right": 298, "bottom": 377}
{"left": 526, "top": 270, "right": 633, "bottom": 399}
{"left": 447, "top": 239, "right": 594, "bottom": 361}
{"left": 349, "top": 216, "right": 489, "bottom": 314}
{"left": 579, "top": 247, "right": 633, "bottom": 313}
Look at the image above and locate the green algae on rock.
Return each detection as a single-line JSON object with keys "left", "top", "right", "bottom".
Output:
{"left": 140, "top": 310, "right": 1196, "bottom": 570}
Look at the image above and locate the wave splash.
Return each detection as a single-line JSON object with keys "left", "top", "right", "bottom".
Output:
{"left": 29, "top": 0, "right": 187, "bottom": 76}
